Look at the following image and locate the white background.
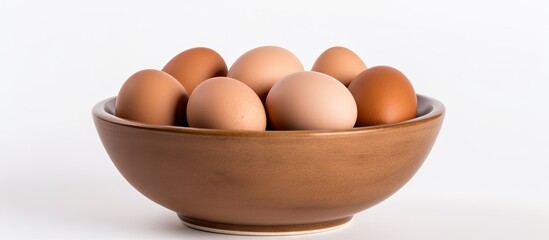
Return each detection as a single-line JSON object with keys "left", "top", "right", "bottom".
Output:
{"left": 1, "top": 0, "right": 548, "bottom": 239}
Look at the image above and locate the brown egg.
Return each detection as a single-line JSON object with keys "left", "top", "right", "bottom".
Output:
{"left": 311, "top": 46, "right": 367, "bottom": 86}
{"left": 266, "top": 71, "right": 357, "bottom": 130}
{"left": 162, "top": 47, "right": 228, "bottom": 94}
{"left": 227, "top": 46, "right": 304, "bottom": 101}
{"left": 348, "top": 66, "right": 417, "bottom": 126}
{"left": 187, "top": 77, "right": 266, "bottom": 131}
{"left": 115, "top": 69, "right": 189, "bottom": 126}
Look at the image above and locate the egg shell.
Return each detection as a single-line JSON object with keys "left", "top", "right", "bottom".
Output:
{"left": 187, "top": 77, "right": 266, "bottom": 131}
{"left": 266, "top": 71, "right": 357, "bottom": 130}
{"left": 348, "top": 66, "right": 417, "bottom": 126}
{"left": 227, "top": 46, "right": 304, "bottom": 101}
{"left": 312, "top": 46, "right": 367, "bottom": 86}
{"left": 162, "top": 47, "right": 228, "bottom": 94}
{"left": 115, "top": 69, "right": 189, "bottom": 126}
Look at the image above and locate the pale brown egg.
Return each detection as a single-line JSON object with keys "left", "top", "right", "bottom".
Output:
{"left": 311, "top": 46, "right": 367, "bottom": 86}
{"left": 348, "top": 66, "right": 417, "bottom": 126}
{"left": 162, "top": 47, "right": 228, "bottom": 94}
{"left": 227, "top": 46, "right": 304, "bottom": 101}
{"left": 115, "top": 69, "right": 188, "bottom": 126}
{"left": 187, "top": 77, "right": 266, "bottom": 131}
{"left": 266, "top": 71, "right": 357, "bottom": 130}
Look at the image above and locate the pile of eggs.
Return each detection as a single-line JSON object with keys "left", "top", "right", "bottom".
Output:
{"left": 115, "top": 46, "right": 417, "bottom": 131}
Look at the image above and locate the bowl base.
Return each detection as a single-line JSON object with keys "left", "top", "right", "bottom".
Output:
{"left": 178, "top": 215, "right": 352, "bottom": 236}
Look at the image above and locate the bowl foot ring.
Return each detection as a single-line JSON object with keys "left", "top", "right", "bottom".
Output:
{"left": 178, "top": 214, "right": 352, "bottom": 236}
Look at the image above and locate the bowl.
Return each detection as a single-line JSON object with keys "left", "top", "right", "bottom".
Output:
{"left": 92, "top": 94, "right": 444, "bottom": 236}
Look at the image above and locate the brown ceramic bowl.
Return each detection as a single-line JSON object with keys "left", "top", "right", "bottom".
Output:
{"left": 92, "top": 95, "right": 444, "bottom": 236}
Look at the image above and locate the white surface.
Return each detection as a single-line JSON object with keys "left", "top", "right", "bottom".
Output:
{"left": 1, "top": 0, "right": 548, "bottom": 239}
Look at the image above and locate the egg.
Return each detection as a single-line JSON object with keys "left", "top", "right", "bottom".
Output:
{"left": 115, "top": 69, "right": 188, "bottom": 126}
{"left": 348, "top": 66, "right": 417, "bottom": 126}
{"left": 266, "top": 71, "right": 357, "bottom": 130}
{"left": 162, "top": 47, "right": 228, "bottom": 94}
{"left": 187, "top": 77, "right": 266, "bottom": 130}
{"left": 227, "top": 46, "right": 304, "bottom": 101}
{"left": 311, "top": 46, "right": 367, "bottom": 86}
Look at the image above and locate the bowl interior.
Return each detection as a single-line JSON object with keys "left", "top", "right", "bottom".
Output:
{"left": 97, "top": 94, "right": 443, "bottom": 135}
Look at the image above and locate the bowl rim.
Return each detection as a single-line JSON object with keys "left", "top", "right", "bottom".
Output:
{"left": 92, "top": 94, "right": 445, "bottom": 137}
